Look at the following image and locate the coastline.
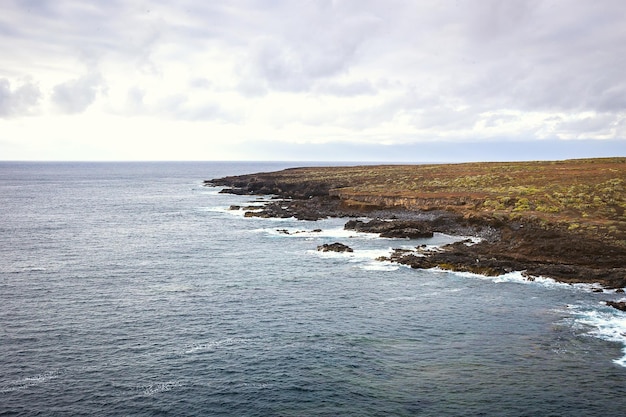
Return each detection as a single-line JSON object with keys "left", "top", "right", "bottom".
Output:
{"left": 206, "top": 158, "right": 626, "bottom": 290}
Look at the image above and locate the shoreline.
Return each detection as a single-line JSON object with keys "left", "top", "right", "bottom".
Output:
{"left": 206, "top": 159, "right": 626, "bottom": 290}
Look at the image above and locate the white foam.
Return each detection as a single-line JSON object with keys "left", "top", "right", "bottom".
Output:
{"left": 308, "top": 249, "right": 353, "bottom": 259}
{"left": 197, "top": 206, "right": 231, "bottom": 213}
{"left": 491, "top": 271, "right": 571, "bottom": 288}
{"left": 257, "top": 226, "right": 382, "bottom": 240}
{"left": 309, "top": 247, "right": 392, "bottom": 260}
{"left": 361, "top": 261, "right": 400, "bottom": 271}
{"left": 142, "top": 380, "right": 182, "bottom": 396}
{"left": 351, "top": 248, "right": 395, "bottom": 260}
{"left": 569, "top": 305, "right": 626, "bottom": 367}
{"left": 432, "top": 268, "right": 600, "bottom": 291}
{"left": 183, "top": 338, "right": 244, "bottom": 355}
{"left": 308, "top": 247, "right": 399, "bottom": 272}
{"left": 197, "top": 206, "right": 264, "bottom": 217}
{"left": 0, "top": 370, "right": 60, "bottom": 393}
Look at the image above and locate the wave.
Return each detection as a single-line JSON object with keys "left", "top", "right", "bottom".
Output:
{"left": 361, "top": 261, "right": 400, "bottom": 271}
{"left": 256, "top": 226, "right": 382, "bottom": 240}
{"left": 231, "top": 207, "right": 626, "bottom": 371}
{"left": 568, "top": 303, "right": 626, "bottom": 367}
{"left": 141, "top": 380, "right": 182, "bottom": 397}
{"left": 0, "top": 370, "right": 60, "bottom": 393}
{"left": 255, "top": 224, "right": 479, "bottom": 273}
{"left": 432, "top": 268, "right": 610, "bottom": 292}
{"left": 182, "top": 338, "right": 247, "bottom": 355}
{"left": 197, "top": 195, "right": 273, "bottom": 217}
{"left": 197, "top": 206, "right": 260, "bottom": 217}
{"left": 308, "top": 247, "right": 399, "bottom": 272}
{"left": 308, "top": 247, "right": 392, "bottom": 260}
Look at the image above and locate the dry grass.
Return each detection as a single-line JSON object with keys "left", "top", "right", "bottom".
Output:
{"left": 267, "top": 158, "right": 626, "bottom": 244}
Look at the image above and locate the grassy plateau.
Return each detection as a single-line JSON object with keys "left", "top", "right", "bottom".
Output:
{"left": 256, "top": 157, "right": 625, "bottom": 246}
{"left": 209, "top": 157, "right": 626, "bottom": 287}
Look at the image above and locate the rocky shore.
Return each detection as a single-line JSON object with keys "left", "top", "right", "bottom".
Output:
{"left": 205, "top": 161, "right": 626, "bottom": 290}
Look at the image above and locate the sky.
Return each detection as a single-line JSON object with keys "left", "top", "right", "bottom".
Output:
{"left": 1, "top": 0, "right": 625, "bottom": 162}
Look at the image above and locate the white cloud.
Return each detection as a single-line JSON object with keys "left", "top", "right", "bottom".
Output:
{"left": 0, "top": 78, "right": 41, "bottom": 117}
{"left": 0, "top": 0, "right": 625, "bottom": 160}
{"left": 314, "top": 79, "right": 377, "bottom": 97}
{"left": 52, "top": 73, "right": 104, "bottom": 114}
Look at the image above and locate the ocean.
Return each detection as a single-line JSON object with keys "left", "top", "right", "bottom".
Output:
{"left": 1, "top": 161, "right": 625, "bottom": 416}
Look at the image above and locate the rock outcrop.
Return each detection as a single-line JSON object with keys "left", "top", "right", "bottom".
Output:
{"left": 605, "top": 301, "right": 626, "bottom": 312}
{"left": 317, "top": 243, "right": 354, "bottom": 253}
{"left": 344, "top": 219, "right": 434, "bottom": 239}
{"left": 206, "top": 163, "right": 626, "bottom": 288}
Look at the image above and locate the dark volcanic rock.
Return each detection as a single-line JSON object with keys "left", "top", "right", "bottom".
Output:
{"left": 605, "top": 301, "right": 626, "bottom": 311}
{"left": 317, "top": 243, "right": 354, "bottom": 253}
{"left": 206, "top": 170, "right": 626, "bottom": 287}
{"left": 344, "top": 219, "right": 434, "bottom": 239}
{"left": 206, "top": 175, "right": 337, "bottom": 199}
{"left": 239, "top": 197, "right": 346, "bottom": 221}
{"left": 381, "top": 243, "right": 519, "bottom": 277}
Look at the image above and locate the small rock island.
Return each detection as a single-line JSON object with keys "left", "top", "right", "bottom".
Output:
{"left": 206, "top": 158, "right": 626, "bottom": 289}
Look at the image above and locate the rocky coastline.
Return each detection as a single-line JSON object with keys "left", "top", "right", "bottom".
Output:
{"left": 205, "top": 162, "right": 626, "bottom": 292}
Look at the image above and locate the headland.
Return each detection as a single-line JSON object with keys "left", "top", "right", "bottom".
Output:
{"left": 206, "top": 158, "right": 626, "bottom": 289}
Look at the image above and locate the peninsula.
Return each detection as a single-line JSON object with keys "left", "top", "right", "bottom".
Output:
{"left": 206, "top": 158, "right": 626, "bottom": 289}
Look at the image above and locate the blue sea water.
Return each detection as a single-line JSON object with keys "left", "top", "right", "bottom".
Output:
{"left": 1, "top": 161, "right": 625, "bottom": 416}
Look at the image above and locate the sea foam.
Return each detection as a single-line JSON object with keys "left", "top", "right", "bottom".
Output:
{"left": 259, "top": 226, "right": 382, "bottom": 240}
{"left": 569, "top": 304, "right": 626, "bottom": 367}
{"left": 0, "top": 370, "right": 60, "bottom": 393}
{"left": 182, "top": 338, "right": 246, "bottom": 355}
{"left": 141, "top": 380, "right": 182, "bottom": 396}
{"left": 438, "top": 268, "right": 606, "bottom": 292}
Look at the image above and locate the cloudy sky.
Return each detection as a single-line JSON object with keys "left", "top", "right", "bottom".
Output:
{"left": 1, "top": 0, "right": 625, "bottom": 161}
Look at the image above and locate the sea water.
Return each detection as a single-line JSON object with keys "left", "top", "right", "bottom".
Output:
{"left": 1, "top": 161, "right": 625, "bottom": 416}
